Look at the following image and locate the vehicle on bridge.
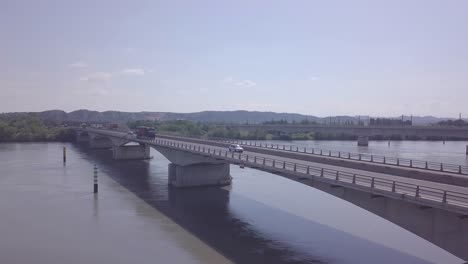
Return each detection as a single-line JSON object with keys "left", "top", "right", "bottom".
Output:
{"left": 136, "top": 126, "right": 156, "bottom": 139}
{"left": 107, "top": 123, "right": 119, "bottom": 130}
{"left": 228, "top": 144, "right": 244, "bottom": 153}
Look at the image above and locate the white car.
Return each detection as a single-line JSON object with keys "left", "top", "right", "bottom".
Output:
{"left": 228, "top": 144, "right": 244, "bottom": 153}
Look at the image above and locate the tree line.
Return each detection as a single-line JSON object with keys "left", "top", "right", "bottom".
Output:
{"left": 127, "top": 120, "right": 315, "bottom": 140}
{"left": 437, "top": 119, "right": 468, "bottom": 127}
{"left": 0, "top": 114, "right": 74, "bottom": 142}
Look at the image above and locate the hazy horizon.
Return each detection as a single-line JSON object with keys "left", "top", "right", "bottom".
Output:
{"left": 1, "top": 108, "right": 464, "bottom": 120}
{"left": 2, "top": 0, "right": 468, "bottom": 117}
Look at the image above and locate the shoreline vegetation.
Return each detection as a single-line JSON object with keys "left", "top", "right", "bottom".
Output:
{"left": 0, "top": 114, "right": 75, "bottom": 142}
{"left": 1, "top": 115, "right": 467, "bottom": 143}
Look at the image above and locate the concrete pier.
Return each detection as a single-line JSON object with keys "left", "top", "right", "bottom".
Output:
{"left": 357, "top": 136, "right": 369, "bottom": 146}
{"left": 168, "top": 163, "right": 232, "bottom": 187}
{"left": 112, "top": 144, "right": 150, "bottom": 160}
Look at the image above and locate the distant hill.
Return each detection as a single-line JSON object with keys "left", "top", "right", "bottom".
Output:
{"left": 0, "top": 109, "right": 461, "bottom": 125}
{"left": 162, "top": 111, "right": 322, "bottom": 123}
{"left": 32, "top": 110, "right": 321, "bottom": 124}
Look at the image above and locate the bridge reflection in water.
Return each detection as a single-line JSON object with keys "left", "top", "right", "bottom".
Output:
{"left": 76, "top": 145, "right": 442, "bottom": 264}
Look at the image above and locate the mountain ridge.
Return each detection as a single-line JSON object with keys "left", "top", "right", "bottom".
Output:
{"left": 0, "top": 109, "right": 460, "bottom": 125}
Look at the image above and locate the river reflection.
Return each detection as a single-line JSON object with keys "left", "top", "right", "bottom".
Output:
{"left": 73, "top": 144, "right": 452, "bottom": 264}
{"left": 77, "top": 147, "right": 325, "bottom": 264}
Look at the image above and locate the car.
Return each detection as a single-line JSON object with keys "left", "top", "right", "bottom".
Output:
{"left": 228, "top": 144, "right": 244, "bottom": 153}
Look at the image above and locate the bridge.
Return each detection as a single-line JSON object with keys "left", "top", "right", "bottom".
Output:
{"left": 227, "top": 124, "right": 468, "bottom": 146}
{"left": 74, "top": 127, "right": 468, "bottom": 261}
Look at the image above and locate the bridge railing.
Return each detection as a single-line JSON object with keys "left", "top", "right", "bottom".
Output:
{"left": 84, "top": 130, "right": 468, "bottom": 211}
{"left": 85, "top": 129, "right": 468, "bottom": 176}
{"left": 220, "top": 140, "right": 468, "bottom": 176}
{"left": 147, "top": 137, "right": 468, "bottom": 211}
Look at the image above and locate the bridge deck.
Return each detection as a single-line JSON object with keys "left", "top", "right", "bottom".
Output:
{"left": 158, "top": 137, "right": 468, "bottom": 194}
{"left": 226, "top": 140, "right": 468, "bottom": 175}
{"left": 155, "top": 134, "right": 468, "bottom": 186}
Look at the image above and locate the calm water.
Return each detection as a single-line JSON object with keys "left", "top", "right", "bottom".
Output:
{"left": 253, "top": 140, "right": 468, "bottom": 165}
{"left": 0, "top": 142, "right": 464, "bottom": 264}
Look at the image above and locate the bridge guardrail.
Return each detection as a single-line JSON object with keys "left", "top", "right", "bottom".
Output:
{"left": 81, "top": 128, "right": 468, "bottom": 212}
{"left": 148, "top": 137, "right": 468, "bottom": 212}
{"left": 219, "top": 139, "right": 468, "bottom": 176}
{"left": 150, "top": 132, "right": 468, "bottom": 175}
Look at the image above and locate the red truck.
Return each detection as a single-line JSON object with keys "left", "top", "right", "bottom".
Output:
{"left": 108, "top": 123, "right": 119, "bottom": 130}
{"left": 136, "top": 126, "right": 156, "bottom": 139}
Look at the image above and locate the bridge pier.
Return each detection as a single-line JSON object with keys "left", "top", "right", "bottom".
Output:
{"left": 357, "top": 136, "right": 369, "bottom": 146}
{"left": 112, "top": 144, "right": 151, "bottom": 160}
{"left": 168, "top": 163, "right": 232, "bottom": 188}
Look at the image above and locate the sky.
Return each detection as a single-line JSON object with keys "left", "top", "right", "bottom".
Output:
{"left": 1, "top": 0, "right": 468, "bottom": 117}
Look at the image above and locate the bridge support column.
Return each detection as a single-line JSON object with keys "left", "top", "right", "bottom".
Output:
{"left": 112, "top": 144, "right": 150, "bottom": 160}
{"left": 89, "top": 138, "right": 113, "bottom": 149}
{"left": 168, "top": 163, "right": 232, "bottom": 188}
{"left": 357, "top": 136, "right": 369, "bottom": 146}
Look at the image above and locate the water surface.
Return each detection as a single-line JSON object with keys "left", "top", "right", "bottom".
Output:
{"left": 0, "top": 142, "right": 463, "bottom": 264}
{"left": 252, "top": 139, "right": 468, "bottom": 165}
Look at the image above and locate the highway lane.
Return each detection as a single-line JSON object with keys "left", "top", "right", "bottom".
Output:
{"left": 157, "top": 134, "right": 468, "bottom": 178}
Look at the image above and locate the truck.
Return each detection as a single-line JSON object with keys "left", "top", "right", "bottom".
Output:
{"left": 108, "top": 123, "right": 119, "bottom": 130}
{"left": 136, "top": 126, "right": 156, "bottom": 139}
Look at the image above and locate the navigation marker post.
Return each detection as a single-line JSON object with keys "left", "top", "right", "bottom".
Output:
{"left": 93, "top": 165, "right": 98, "bottom": 194}
{"left": 63, "top": 146, "right": 67, "bottom": 164}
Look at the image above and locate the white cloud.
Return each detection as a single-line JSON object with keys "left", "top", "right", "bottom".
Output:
{"left": 69, "top": 61, "right": 87, "bottom": 68}
{"left": 308, "top": 76, "right": 319, "bottom": 81}
{"left": 80, "top": 72, "right": 112, "bottom": 83}
{"left": 223, "top": 76, "right": 234, "bottom": 83}
{"left": 223, "top": 76, "right": 256, "bottom": 87}
{"left": 122, "top": 68, "right": 145, "bottom": 76}
{"left": 235, "top": 79, "right": 256, "bottom": 87}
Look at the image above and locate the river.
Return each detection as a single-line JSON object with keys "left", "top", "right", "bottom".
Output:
{"left": 0, "top": 141, "right": 465, "bottom": 264}
{"left": 247, "top": 139, "right": 468, "bottom": 165}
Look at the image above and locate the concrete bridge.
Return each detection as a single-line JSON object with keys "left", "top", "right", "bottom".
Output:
{"left": 76, "top": 129, "right": 232, "bottom": 186}
{"left": 74, "top": 128, "right": 468, "bottom": 261}
{"left": 227, "top": 124, "right": 468, "bottom": 145}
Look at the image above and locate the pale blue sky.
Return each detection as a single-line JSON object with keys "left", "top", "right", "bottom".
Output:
{"left": 1, "top": 0, "right": 467, "bottom": 117}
